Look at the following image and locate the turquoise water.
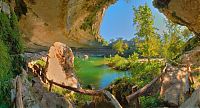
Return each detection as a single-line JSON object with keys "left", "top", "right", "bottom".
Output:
{"left": 75, "top": 57, "right": 130, "bottom": 89}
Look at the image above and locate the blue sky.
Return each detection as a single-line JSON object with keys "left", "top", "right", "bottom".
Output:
{"left": 100, "top": 0, "right": 167, "bottom": 41}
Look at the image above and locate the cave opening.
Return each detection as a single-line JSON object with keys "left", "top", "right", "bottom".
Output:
{"left": 100, "top": 0, "right": 167, "bottom": 43}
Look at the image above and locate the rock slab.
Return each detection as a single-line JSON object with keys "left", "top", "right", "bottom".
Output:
{"left": 46, "top": 42, "right": 78, "bottom": 88}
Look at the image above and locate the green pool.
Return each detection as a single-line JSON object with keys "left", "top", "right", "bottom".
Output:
{"left": 74, "top": 57, "right": 130, "bottom": 89}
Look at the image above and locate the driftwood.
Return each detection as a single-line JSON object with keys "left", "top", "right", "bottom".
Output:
{"left": 126, "top": 64, "right": 167, "bottom": 103}
{"left": 103, "top": 91, "right": 122, "bottom": 108}
{"left": 16, "top": 76, "right": 24, "bottom": 108}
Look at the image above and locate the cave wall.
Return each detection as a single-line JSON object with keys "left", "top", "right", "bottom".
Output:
{"left": 153, "top": 0, "right": 200, "bottom": 65}
{"left": 11, "top": 0, "right": 116, "bottom": 52}
{"left": 153, "top": 0, "right": 200, "bottom": 37}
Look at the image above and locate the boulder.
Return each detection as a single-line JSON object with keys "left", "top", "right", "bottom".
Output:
{"left": 46, "top": 42, "right": 78, "bottom": 88}
{"left": 180, "top": 88, "right": 200, "bottom": 108}
{"left": 181, "top": 46, "right": 200, "bottom": 66}
{"left": 83, "top": 55, "right": 89, "bottom": 60}
{"left": 153, "top": 0, "right": 200, "bottom": 38}
{"left": 160, "top": 65, "right": 189, "bottom": 106}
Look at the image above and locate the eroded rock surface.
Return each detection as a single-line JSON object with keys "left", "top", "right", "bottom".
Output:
{"left": 160, "top": 64, "right": 191, "bottom": 106}
{"left": 153, "top": 0, "right": 200, "bottom": 37}
{"left": 12, "top": 69, "right": 73, "bottom": 108}
{"left": 181, "top": 46, "right": 200, "bottom": 66}
{"left": 9, "top": 0, "right": 116, "bottom": 51}
{"left": 180, "top": 88, "right": 200, "bottom": 108}
{"left": 46, "top": 42, "right": 78, "bottom": 88}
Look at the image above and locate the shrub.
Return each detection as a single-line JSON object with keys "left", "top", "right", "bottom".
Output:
{"left": 140, "top": 94, "right": 164, "bottom": 108}
{"left": 131, "top": 62, "right": 161, "bottom": 87}
{"left": 0, "top": 10, "right": 24, "bottom": 107}
{"left": 0, "top": 41, "right": 12, "bottom": 107}
{"left": 106, "top": 54, "right": 129, "bottom": 70}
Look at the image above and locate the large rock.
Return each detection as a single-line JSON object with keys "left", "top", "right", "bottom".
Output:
{"left": 12, "top": 69, "right": 74, "bottom": 108}
{"left": 9, "top": 0, "right": 116, "bottom": 51}
{"left": 180, "top": 88, "right": 200, "bottom": 108}
{"left": 153, "top": 0, "right": 200, "bottom": 38}
{"left": 160, "top": 65, "right": 190, "bottom": 106}
{"left": 46, "top": 42, "right": 78, "bottom": 88}
{"left": 181, "top": 46, "right": 200, "bottom": 66}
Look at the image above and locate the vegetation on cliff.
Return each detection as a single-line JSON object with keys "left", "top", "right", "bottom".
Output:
{"left": 0, "top": 10, "right": 24, "bottom": 106}
{"left": 80, "top": 0, "right": 115, "bottom": 34}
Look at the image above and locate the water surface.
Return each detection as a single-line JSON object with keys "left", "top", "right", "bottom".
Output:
{"left": 75, "top": 57, "right": 130, "bottom": 89}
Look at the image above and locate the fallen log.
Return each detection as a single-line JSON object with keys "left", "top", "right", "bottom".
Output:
{"left": 126, "top": 64, "right": 167, "bottom": 103}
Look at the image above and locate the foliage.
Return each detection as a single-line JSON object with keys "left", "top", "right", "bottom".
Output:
{"left": 51, "top": 86, "right": 69, "bottom": 96}
{"left": 128, "top": 52, "right": 139, "bottom": 62}
{"left": 161, "top": 20, "right": 192, "bottom": 60}
{"left": 133, "top": 4, "right": 161, "bottom": 62}
{"left": 112, "top": 39, "right": 128, "bottom": 54}
{"left": 0, "top": 41, "right": 12, "bottom": 107}
{"left": 101, "top": 39, "right": 109, "bottom": 46}
{"left": 73, "top": 93, "right": 92, "bottom": 107}
{"left": 74, "top": 57, "right": 81, "bottom": 72}
{"left": 35, "top": 59, "right": 46, "bottom": 68}
{"left": 0, "top": 10, "right": 24, "bottom": 107}
{"left": 106, "top": 54, "right": 130, "bottom": 70}
{"left": 140, "top": 94, "right": 164, "bottom": 108}
{"left": 130, "top": 62, "right": 162, "bottom": 87}
{"left": 106, "top": 61, "right": 163, "bottom": 107}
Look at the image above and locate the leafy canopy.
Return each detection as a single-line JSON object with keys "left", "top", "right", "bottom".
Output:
{"left": 112, "top": 39, "right": 128, "bottom": 54}
{"left": 133, "top": 4, "right": 161, "bottom": 61}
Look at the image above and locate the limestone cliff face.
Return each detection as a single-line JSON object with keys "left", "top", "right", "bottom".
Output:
{"left": 153, "top": 0, "right": 200, "bottom": 37}
{"left": 11, "top": 0, "right": 115, "bottom": 52}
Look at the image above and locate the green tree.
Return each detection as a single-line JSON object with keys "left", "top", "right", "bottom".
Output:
{"left": 101, "top": 39, "right": 109, "bottom": 46}
{"left": 133, "top": 4, "right": 161, "bottom": 62}
{"left": 112, "top": 39, "right": 128, "bottom": 54}
{"left": 161, "top": 20, "right": 192, "bottom": 60}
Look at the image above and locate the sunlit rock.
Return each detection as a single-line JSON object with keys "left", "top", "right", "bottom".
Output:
{"left": 46, "top": 42, "right": 78, "bottom": 88}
